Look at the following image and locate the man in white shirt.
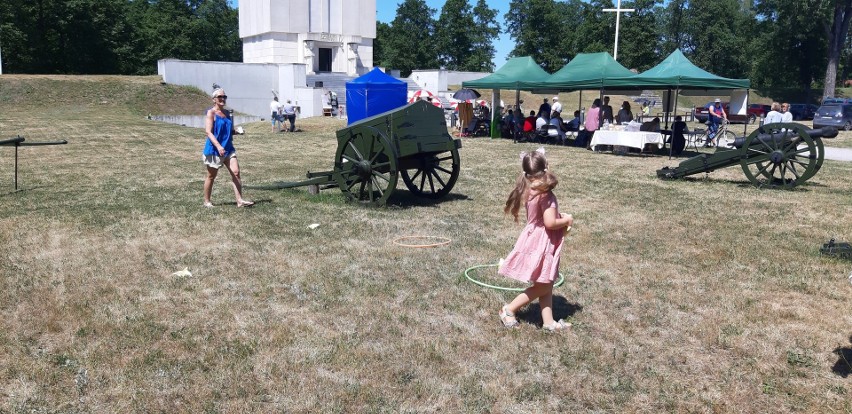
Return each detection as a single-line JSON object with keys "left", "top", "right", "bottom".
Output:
{"left": 282, "top": 100, "right": 297, "bottom": 132}
{"left": 270, "top": 97, "right": 283, "bottom": 132}
{"left": 551, "top": 96, "right": 562, "bottom": 114}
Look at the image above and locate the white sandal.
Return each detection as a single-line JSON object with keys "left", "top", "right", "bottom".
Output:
{"left": 499, "top": 305, "right": 519, "bottom": 328}
{"left": 543, "top": 320, "right": 572, "bottom": 332}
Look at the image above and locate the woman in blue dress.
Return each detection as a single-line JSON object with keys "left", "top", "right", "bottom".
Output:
{"left": 202, "top": 88, "right": 254, "bottom": 208}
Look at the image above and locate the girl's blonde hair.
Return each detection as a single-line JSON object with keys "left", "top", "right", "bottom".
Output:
{"left": 504, "top": 149, "right": 558, "bottom": 222}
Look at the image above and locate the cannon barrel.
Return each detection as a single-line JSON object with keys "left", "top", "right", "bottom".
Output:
{"left": 0, "top": 136, "right": 26, "bottom": 146}
{"left": 730, "top": 126, "right": 838, "bottom": 149}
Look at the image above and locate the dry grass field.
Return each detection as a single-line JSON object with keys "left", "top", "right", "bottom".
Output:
{"left": 1, "top": 76, "right": 851, "bottom": 413}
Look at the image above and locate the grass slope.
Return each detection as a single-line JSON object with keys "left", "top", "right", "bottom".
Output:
{"left": 0, "top": 75, "right": 850, "bottom": 413}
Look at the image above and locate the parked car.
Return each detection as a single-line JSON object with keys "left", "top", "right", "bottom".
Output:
{"left": 693, "top": 102, "right": 759, "bottom": 124}
{"left": 748, "top": 104, "right": 772, "bottom": 121}
{"left": 812, "top": 103, "right": 852, "bottom": 130}
{"left": 788, "top": 103, "right": 817, "bottom": 120}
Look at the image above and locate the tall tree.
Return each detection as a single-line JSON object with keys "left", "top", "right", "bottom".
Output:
{"left": 615, "top": 0, "right": 662, "bottom": 71}
{"left": 680, "top": 0, "right": 750, "bottom": 79}
{"left": 381, "top": 0, "right": 437, "bottom": 77}
{"left": 373, "top": 21, "right": 392, "bottom": 68}
{"left": 469, "top": 0, "right": 501, "bottom": 72}
{"left": 823, "top": 0, "right": 852, "bottom": 97}
{"left": 435, "top": 0, "right": 476, "bottom": 70}
{"left": 750, "top": 0, "right": 828, "bottom": 98}
{"left": 505, "top": 0, "right": 571, "bottom": 72}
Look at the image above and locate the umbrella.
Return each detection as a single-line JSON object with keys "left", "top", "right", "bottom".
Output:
{"left": 408, "top": 89, "right": 436, "bottom": 102}
{"left": 452, "top": 88, "right": 480, "bottom": 101}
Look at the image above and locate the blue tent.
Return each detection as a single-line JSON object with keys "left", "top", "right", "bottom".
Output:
{"left": 345, "top": 68, "right": 407, "bottom": 125}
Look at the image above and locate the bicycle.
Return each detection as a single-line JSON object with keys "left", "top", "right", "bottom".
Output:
{"left": 700, "top": 118, "right": 736, "bottom": 148}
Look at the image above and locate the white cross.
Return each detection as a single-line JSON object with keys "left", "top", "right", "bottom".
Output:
{"left": 603, "top": 0, "right": 635, "bottom": 61}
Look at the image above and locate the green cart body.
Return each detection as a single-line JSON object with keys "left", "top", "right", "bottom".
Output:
{"left": 657, "top": 123, "right": 837, "bottom": 189}
{"left": 269, "top": 100, "right": 462, "bottom": 205}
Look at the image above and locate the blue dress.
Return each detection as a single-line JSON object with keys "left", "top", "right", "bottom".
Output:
{"left": 203, "top": 111, "right": 235, "bottom": 157}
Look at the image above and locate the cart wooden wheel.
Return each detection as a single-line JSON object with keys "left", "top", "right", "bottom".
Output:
{"left": 334, "top": 126, "right": 399, "bottom": 206}
{"left": 740, "top": 123, "right": 820, "bottom": 189}
{"left": 400, "top": 148, "right": 460, "bottom": 199}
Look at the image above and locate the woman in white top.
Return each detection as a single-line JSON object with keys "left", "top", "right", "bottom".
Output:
{"left": 763, "top": 102, "right": 783, "bottom": 126}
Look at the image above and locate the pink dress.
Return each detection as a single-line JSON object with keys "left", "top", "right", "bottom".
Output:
{"left": 498, "top": 191, "right": 564, "bottom": 284}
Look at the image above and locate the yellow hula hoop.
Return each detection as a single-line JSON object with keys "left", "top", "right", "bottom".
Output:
{"left": 392, "top": 235, "right": 452, "bottom": 248}
{"left": 464, "top": 264, "right": 565, "bottom": 292}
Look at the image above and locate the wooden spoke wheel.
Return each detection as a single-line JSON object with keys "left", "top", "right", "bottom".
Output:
{"left": 334, "top": 126, "right": 399, "bottom": 206}
{"left": 740, "top": 123, "right": 821, "bottom": 189}
{"left": 400, "top": 148, "right": 460, "bottom": 199}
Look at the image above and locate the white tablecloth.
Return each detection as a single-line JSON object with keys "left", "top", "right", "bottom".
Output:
{"left": 590, "top": 130, "right": 664, "bottom": 150}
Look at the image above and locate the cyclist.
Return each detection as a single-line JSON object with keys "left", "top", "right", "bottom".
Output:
{"left": 705, "top": 98, "right": 728, "bottom": 147}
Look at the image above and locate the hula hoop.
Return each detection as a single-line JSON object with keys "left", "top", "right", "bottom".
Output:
{"left": 392, "top": 235, "right": 452, "bottom": 248}
{"left": 464, "top": 264, "right": 564, "bottom": 292}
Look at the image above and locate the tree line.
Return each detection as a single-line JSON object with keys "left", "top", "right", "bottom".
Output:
{"left": 375, "top": 0, "right": 852, "bottom": 101}
{"left": 0, "top": 0, "right": 239, "bottom": 75}
{"left": 2, "top": 0, "right": 850, "bottom": 100}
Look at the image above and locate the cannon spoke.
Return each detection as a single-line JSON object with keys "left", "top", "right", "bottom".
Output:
{"left": 372, "top": 171, "right": 391, "bottom": 184}
{"left": 430, "top": 168, "right": 448, "bottom": 187}
{"left": 433, "top": 164, "right": 452, "bottom": 175}
{"left": 345, "top": 140, "right": 365, "bottom": 162}
{"left": 341, "top": 153, "right": 360, "bottom": 164}
{"left": 401, "top": 149, "right": 460, "bottom": 199}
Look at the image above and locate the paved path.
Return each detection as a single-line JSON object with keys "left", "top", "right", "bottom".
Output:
{"left": 823, "top": 146, "right": 852, "bottom": 162}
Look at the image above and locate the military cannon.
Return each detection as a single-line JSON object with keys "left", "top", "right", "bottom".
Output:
{"left": 258, "top": 100, "right": 462, "bottom": 206}
{"left": 1, "top": 135, "right": 69, "bottom": 190}
{"left": 657, "top": 123, "right": 837, "bottom": 189}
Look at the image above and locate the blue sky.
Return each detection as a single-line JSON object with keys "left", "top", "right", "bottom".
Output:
{"left": 375, "top": 0, "right": 512, "bottom": 69}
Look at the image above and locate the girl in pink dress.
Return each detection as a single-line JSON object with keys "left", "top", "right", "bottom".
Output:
{"left": 498, "top": 148, "right": 573, "bottom": 331}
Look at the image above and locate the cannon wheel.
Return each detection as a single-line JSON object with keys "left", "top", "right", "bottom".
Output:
{"left": 740, "top": 123, "right": 821, "bottom": 189}
{"left": 400, "top": 148, "right": 460, "bottom": 199}
{"left": 333, "top": 126, "right": 399, "bottom": 206}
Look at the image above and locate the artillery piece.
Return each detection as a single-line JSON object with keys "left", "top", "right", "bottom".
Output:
{"left": 657, "top": 123, "right": 837, "bottom": 189}
{"left": 1, "top": 135, "right": 68, "bottom": 190}
{"left": 260, "top": 100, "right": 462, "bottom": 206}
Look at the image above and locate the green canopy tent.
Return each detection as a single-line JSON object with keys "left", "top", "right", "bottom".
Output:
{"left": 608, "top": 49, "right": 752, "bottom": 155}
{"left": 523, "top": 52, "right": 638, "bottom": 131}
{"left": 525, "top": 52, "right": 637, "bottom": 91}
{"left": 462, "top": 56, "right": 551, "bottom": 138}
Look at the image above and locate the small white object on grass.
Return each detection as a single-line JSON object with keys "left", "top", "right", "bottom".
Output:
{"left": 235, "top": 126, "right": 245, "bottom": 135}
{"left": 848, "top": 270, "right": 852, "bottom": 284}
{"left": 308, "top": 223, "right": 320, "bottom": 229}
{"left": 171, "top": 267, "right": 192, "bottom": 277}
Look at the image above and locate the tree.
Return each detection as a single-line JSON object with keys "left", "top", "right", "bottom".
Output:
{"left": 680, "top": 0, "right": 751, "bottom": 79}
{"left": 615, "top": 0, "right": 662, "bottom": 71}
{"left": 749, "top": 0, "right": 828, "bottom": 99}
{"left": 435, "top": 0, "right": 476, "bottom": 70}
{"left": 373, "top": 21, "right": 392, "bottom": 68}
{"left": 381, "top": 0, "right": 437, "bottom": 77}
{"left": 823, "top": 0, "right": 852, "bottom": 97}
{"left": 505, "top": 0, "right": 572, "bottom": 72}
{"left": 469, "top": 0, "right": 501, "bottom": 72}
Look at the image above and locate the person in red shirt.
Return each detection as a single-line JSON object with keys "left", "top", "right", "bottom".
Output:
{"left": 523, "top": 110, "right": 537, "bottom": 133}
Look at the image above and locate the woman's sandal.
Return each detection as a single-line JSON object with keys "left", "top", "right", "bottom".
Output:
{"left": 499, "top": 305, "right": 519, "bottom": 328}
{"left": 543, "top": 320, "right": 572, "bottom": 332}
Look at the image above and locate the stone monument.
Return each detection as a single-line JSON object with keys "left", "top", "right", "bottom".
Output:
{"left": 238, "top": 0, "right": 375, "bottom": 75}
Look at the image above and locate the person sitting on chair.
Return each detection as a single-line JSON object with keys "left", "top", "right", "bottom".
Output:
{"left": 550, "top": 110, "right": 569, "bottom": 145}
{"left": 640, "top": 117, "right": 661, "bottom": 132}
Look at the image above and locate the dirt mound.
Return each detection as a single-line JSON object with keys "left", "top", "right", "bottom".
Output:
{"left": 0, "top": 75, "right": 210, "bottom": 115}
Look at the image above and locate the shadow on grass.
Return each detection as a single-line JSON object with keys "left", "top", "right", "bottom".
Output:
{"left": 515, "top": 295, "right": 583, "bottom": 327}
{"left": 831, "top": 335, "right": 852, "bottom": 378}
{"left": 386, "top": 191, "right": 471, "bottom": 209}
